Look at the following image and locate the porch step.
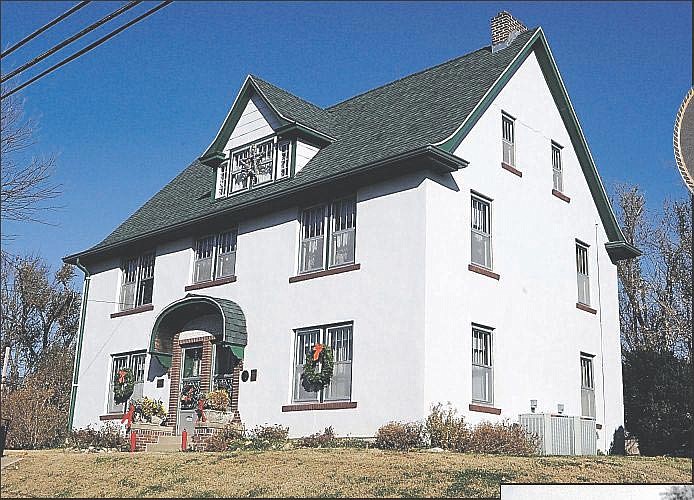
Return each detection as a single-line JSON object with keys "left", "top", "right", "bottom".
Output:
{"left": 145, "top": 435, "right": 182, "bottom": 453}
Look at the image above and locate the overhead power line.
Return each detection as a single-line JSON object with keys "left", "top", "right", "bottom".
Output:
{"left": 1, "top": 1, "right": 173, "bottom": 101}
{"left": 0, "top": 1, "right": 91, "bottom": 59}
{"left": 1, "top": 1, "right": 143, "bottom": 84}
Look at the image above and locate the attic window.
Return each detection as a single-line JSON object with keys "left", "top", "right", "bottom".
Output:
{"left": 216, "top": 137, "right": 291, "bottom": 198}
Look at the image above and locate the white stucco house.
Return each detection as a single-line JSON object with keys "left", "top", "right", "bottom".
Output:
{"left": 64, "top": 12, "right": 639, "bottom": 452}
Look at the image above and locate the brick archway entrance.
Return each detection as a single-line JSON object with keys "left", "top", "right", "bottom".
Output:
{"left": 148, "top": 294, "right": 247, "bottom": 436}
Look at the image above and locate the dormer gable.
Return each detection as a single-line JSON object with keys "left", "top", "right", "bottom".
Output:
{"left": 199, "top": 76, "right": 334, "bottom": 199}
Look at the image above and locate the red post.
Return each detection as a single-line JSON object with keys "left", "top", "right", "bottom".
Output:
{"left": 130, "top": 431, "right": 137, "bottom": 452}
{"left": 181, "top": 429, "right": 187, "bottom": 452}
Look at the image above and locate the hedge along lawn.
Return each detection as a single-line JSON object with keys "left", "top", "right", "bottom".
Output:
{"left": 1, "top": 449, "right": 691, "bottom": 498}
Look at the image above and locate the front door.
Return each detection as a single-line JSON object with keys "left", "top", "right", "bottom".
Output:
{"left": 177, "top": 346, "right": 203, "bottom": 435}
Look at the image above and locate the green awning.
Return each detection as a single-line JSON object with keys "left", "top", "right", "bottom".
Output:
{"left": 148, "top": 294, "right": 247, "bottom": 362}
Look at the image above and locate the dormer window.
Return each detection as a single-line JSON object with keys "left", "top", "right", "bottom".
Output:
{"left": 216, "top": 137, "right": 291, "bottom": 198}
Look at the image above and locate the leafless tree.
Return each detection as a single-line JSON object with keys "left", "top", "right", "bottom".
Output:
{"left": 0, "top": 91, "right": 60, "bottom": 238}
{"left": 0, "top": 253, "right": 80, "bottom": 382}
{"left": 616, "top": 185, "right": 692, "bottom": 359}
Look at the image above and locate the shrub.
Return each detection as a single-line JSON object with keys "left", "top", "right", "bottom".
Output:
{"left": 66, "top": 423, "right": 127, "bottom": 450}
{"left": 203, "top": 424, "right": 245, "bottom": 452}
{"left": 466, "top": 421, "right": 538, "bottom": 456}
{"left": 375, "top": 422, "right": 424, "bottom": 450}
{"left": 206, "top": 389, "right": 230, "bottom": 411}
{"left": 299, "top": 426, "right": 336, "bottom": 448}
{"left": 0, "top": 348, "right": 73, "bottom": 449}
{"left": 249, "top": 424, "right": 289, "bottom": 442}
{"left": 424, "top": 403, "right": 470, "bottom": 451}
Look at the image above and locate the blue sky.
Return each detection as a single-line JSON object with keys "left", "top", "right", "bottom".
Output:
{"left": 1, "top": 1, "right": 691, "bottom": 269}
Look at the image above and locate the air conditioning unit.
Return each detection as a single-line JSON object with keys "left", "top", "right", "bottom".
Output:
{"left": 519, "top": 413, "right": 597, "bottom": 455}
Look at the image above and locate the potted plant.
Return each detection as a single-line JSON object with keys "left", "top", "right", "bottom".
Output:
{"left": 202, "top": 389, "right": 234, "bottom": 425}
{"left": 133, "top": 397, "right": 167, "bottom": 425}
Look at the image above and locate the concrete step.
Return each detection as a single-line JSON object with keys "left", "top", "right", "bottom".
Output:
{"left": 146, "top": 442, "right": 181, "bottom": 453}
{"left": 144, "top": 434, "right": 183, "bottom": 452}
{"left": 154, "top": 435, "right": 181, "bottom": 445}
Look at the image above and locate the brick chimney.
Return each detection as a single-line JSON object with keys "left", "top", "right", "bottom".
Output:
{"left": 491, "top": 11, "right": 528, "bottom": 53}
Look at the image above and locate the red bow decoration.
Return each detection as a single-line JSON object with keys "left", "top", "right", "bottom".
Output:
{"left": 121, "top": 403, "right": 135, "bottom": 429}
{"left": 197, "top": 398, "right": 206, "bottom": 423}
{"left": 117, "top": 370, "right": 127, "bottom": 384}
{"left": 313, "top": 343, "right": 324, "bottom": 361}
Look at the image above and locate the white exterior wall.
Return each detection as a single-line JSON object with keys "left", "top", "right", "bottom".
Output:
{"left": 422, "top": 51, "right": 623, "bottom": 452}
{"left": 225, "top": 94, "right": 281, "bottom": 151}
{"left": 295, "top": 140, "right": 320, "bottom": 173}
{"left": 72, "top": 173, "right": 428, "bottom": 438}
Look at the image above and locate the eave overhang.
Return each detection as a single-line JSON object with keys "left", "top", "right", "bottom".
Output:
{"left": 63, "top": 145, "right": 467, "bottom": 265}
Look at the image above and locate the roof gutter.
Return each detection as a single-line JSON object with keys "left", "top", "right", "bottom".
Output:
{"left": 63, "top": 145, "right": 467, "bottom": 264}
{"left": 67, "top": 257, "right": 90, "bottom": 431}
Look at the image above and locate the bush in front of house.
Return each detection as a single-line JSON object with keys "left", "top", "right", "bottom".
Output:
{"left": 466, "top": 421, "right": 539, "bottom": 456}
{"left": 249, "top": 424, "right": 289, "bottom": 442}
{"left": 203, "top": 423, "right": 245, "bottom": 452}
{"left": 375, "top": 421, "right": 424, "bottom": 451}
{"left": 299, "top": 426, "right": 337, "bottom": 448}
{"left": 66, "top": 423, "right": 128, "bottom": 451}
{"left": 424, "top": 403, "right": 470, "bottom": 451}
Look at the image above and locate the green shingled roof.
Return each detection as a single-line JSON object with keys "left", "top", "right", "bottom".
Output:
{"left": 64, "top": 28, "right": 639, "bottom": 263}
{"left": 67, "top": 30, "right": 536, "bottom": 259}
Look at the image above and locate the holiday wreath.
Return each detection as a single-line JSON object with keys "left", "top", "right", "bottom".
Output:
{"left": 301, "top": 343, "right": 334, "bottom": 390}
{"left": 113, "top": 367, "right": 135, "bottom": 404}
{"left": 180, "top": 383, "right": 202, "bottom": 410}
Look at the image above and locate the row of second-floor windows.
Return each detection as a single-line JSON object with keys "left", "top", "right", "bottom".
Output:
{"left": 471, "top": 323, "right": 596, "bottom": 418}
{"left": 216, "top": 137, "right": 291, "bottom": 198}
{"left": 501, "top": 112, "right": 566, "bottom": 194}
{"left": 116, "top": 196, "right": 357, "bottom": 311}
{"left": 470, "top": 192, "right": 593, "bottom": 307}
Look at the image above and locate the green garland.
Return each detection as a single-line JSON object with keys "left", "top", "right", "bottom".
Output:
{"left": 301, "top": 344, "right": 334, "bottom": 391}
{"left": 113, "top": 367, "right": 135, "bottom": 404}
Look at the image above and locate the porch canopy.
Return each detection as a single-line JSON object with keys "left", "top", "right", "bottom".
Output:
{"left": 149, "top": 293, "right": 247, "bottom": 368}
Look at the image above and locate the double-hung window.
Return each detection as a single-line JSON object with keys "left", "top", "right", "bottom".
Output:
{"left": 119, "top": 252, "right": 155, "bottom": 311}
{"left": 502, "top": 112, "right": 515, "bottom": 166}
{"left": 472, "top": 326, "right": 493, "bottom": 405}
{"left": 552, "top": 142, "right": 563, "bottom": 192}
{"left": 193, "top": 230, "right": 237, "bottom": 283}
{"left": 108, "top": 351, "right": 146, "bottom": 413}
{"left": 576, "top": 242, "right": 590, "bottom": 305}
{"left": 293, "top": 324, "right": 353, "bottom": 403}
{"left": 580, "top": 354, "right": 596, "bottom": 418}
{"left": 299, "top": 197, "right": 356, "bottom": 274}
{"left": 471, "top": 194, "right": 492, "bottom": 269}
{"left": 217, "top": 138, "right": 292, "bottom": 197}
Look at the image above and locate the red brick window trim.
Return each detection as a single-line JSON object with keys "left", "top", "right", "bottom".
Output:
{"left": 501, "top": 162, "right": 522, "bottom": 177}
{"left": 184, "top": 275, "right": 237, "bottom": 291}
{"left": 552, "top": 189, "right": 571, "bottom": 203}
{"left": 468, "top": 264, "right": 500, "bottom": 280}
{"left": 576, "top": 302, "right": 597, "bottom": 315}
{"left": 469, "top": 404, "right": 501, "bottom": 415}
{"left": 289, "top": 263, "right": 360, "bottom": 283}
{"left": 282, "top": 401, "right": 357, "bottom": 412}
{"left": 110, "top": 304, "right": 154, "bottom": 318}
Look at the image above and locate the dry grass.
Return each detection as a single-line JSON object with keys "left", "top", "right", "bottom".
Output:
{"left": 1, "top": 448, "right": 691, "bottom": 498}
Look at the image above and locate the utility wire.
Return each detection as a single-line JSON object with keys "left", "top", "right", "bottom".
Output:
{"left": 1, "top": 1, "right": 142, "bottom": 84}
{"left": 1, "top": 1, "right": 173, "bottom": 101}
{"left": 0, "top": 1, "right": 91, "bottom": 59}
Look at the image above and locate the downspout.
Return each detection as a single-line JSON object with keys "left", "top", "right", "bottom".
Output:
{"left": 595, "top": 224, "right": 607, "bottom": 446}
{"left": 67, "top": 257, "right": 90, "bottom": 431}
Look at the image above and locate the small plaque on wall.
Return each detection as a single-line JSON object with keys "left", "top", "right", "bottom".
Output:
{"left": 241, "top": 370, "right": 249, "bottom": 382}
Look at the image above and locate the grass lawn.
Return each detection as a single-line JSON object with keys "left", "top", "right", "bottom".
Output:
{"left": 1, "top": 448, "right": 691, "bottom": 498}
